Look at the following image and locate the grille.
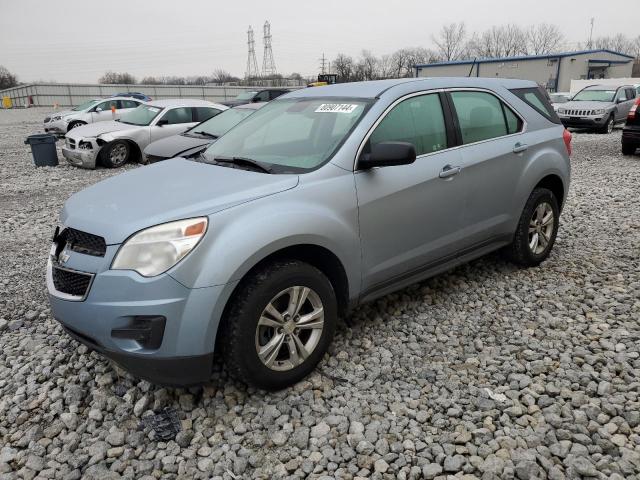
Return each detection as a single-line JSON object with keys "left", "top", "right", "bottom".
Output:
{"left": 44, "top": 116, "right": 51, "bottom": 123}
{"left": 52, "top": 267, "right": 92, "bottom": 297}
{"left": 61, "top": 228, "right": 107, "bottom": 257}
{"left": 564, "top": 109, "right": 595, "bottom": 116}
{"left": 66, "top": 138, "right": 76, "bottom": 150}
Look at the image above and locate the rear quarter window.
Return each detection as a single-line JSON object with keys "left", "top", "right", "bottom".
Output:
{"left": 510, "top": 87, "right": 562, "bottom": 124}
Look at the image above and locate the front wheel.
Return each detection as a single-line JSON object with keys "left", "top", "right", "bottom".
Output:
{"left": 67, "top": 121, "right": 86, "bottom": 131}
{"left": 221, "top": 260, "right": 337, "bottom": 390}
{"left": 507, "top": 188, "right": 560, "bottom": 267}
{"left": 101, "top": 140, "right": 130, "bottom": 168}
{"left": 599, "top": 114, "right": 614, "bottom": 134}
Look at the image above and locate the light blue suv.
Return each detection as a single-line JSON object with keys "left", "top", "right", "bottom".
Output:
{"left": 47, "top": 78, "right": 571, "bottom": 390}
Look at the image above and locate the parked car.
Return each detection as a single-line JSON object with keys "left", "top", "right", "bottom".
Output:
{"left": 43, "top": 97, "right": 144, "bottom": 135}
{"left": 221, "top": 88, "right": 290, "bottom": 107}
{"left": 111, "top": 92, "right": 153, "bottom": 102}
{"left": 556, "top": 84, "right": 637, "bottom": 133}
{"left": 47, "top": 78, "right": 571, "bottom": 390}
{"left": 549, "top": 92, "right": 572, "bottom": 110}
{"left": 61, "top": 99, "right": 225, "bottom": 168}
{"left": 621, "top": 96, "right": 640, "bottom": 155}
{"left": 143, "top": 103, "right": 265, "bottom": 164}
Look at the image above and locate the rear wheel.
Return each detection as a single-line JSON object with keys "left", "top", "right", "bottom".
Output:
{"left": 101, "top": 140, "right": 130, "bottom": 168}
{"left": 622, "top": 141, "right": 636, "bottom": 155}
{"left": 221, "top": 260, "right": 337, "bottom": 390}
{"left": 507, "top": 188, "right": 560, "bottom": 267}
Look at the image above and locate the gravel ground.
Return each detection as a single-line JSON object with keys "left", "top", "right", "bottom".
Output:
{"left": 0, "top": 107, "right": 639, "bottom": 480}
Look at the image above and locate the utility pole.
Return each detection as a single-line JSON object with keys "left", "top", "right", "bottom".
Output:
{"left": 319, "top": 53, "right": 327, "bottom": 74}
{"left": 588, "top": 18, "right": 594, "bottom": 49}
{"left": 262, "top": 21, "right": 277, "bottom": 77}
{"left": 245, "top": 26, "right": 259, "bottom": 79}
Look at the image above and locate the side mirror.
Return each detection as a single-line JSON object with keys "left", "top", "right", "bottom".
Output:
{"left": 95, "top": 107, "right": 103, "bottom": 112}
{"left": 358, "top": 141, "right": 416, "bottom": 169}
{"left": 156, "top": 119, "right": 168, "bottom": 126}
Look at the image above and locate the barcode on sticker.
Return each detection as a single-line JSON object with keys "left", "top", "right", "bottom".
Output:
{"left": 315, "top": 104, "right": 358, "bottom": 113}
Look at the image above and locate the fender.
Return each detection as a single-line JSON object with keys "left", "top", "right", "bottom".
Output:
{"left": 169, "top": 167, "right": 362, "bottom": 302}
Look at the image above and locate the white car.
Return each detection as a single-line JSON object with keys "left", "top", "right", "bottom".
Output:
{"left": 43, "top": 97, "right": 145, "bottom": 135}
{"left": 62, "top": 99, "right": 227, "bottom": 168}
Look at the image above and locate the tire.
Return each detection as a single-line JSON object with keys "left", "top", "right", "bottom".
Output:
{"left": 67, "top": 121, "right": 86, "bottom": 131}
{"left": 101, "top": 140, "right": 130, "bottom": 168}
{"left": 622, "top": 141, "right": 636, "bottom": 156}
{"left": 507, "top": 188, "right": 560, "bottom": 267}
{"left": 598, "top": 114, "right": 614, "bottom": 134}
{"left": 220, "top": 260, "right": 337, "bottom": 390}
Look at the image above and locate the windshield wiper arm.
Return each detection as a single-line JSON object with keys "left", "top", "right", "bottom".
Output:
{"left": 214, "top": 156, "right": 272, "bottom": 173}
{"left": 191, "top": 131, "right": 218, "bottom": 139}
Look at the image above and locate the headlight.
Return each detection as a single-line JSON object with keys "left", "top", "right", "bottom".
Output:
{"left": 52, "top": 115, "right": 62, "bottom": 121}
{"left": 557, "top": 108, "right": 566, "bottom": 115}
{"left": 592, "top": 109, "right": 605, "bottom": 115}
{"left": 112, "top": 217, "right": 208, "bottom": 277}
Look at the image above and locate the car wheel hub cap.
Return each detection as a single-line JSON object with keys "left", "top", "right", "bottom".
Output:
{"left": 255, "top": 286, "right": 324, "bottom": 372}
{"left": 528, "top": 202, "right": 554, "bottom": 255}
{"left": 111, "top": 144, "right": 127, "bottom": 163}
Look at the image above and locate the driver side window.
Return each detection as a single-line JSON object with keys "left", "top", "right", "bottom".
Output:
{"left": 97, "top": 100, "right": 118, "bottom": 111}
{"left": 617, "top": 89, "right": 628, "bottom": 102}
{"left": 369, "top": 93, "right": 447, "bottom": 156}
{"left": 162, "top": 107, "right": 193, "bottom": 124}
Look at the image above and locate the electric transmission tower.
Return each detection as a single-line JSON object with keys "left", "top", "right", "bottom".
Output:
{"left": 262, "top": 21, "right": 277, "bottom": 77}
{"left": 319, "top": 53, "right": 327, "bottom": 74}
{"left": 245, "top": 26, "right": 259, "bottom": 79}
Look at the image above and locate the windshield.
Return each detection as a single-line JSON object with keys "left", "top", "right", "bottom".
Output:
{"left": 550, "top": 94, "right": 569, "bottom": 104}
{"left": 187, "top": 108, "right": 256, "bottom": 138}
{"left": 203, "top": 98, "right": 371, "bottom": 172}
{"left": 72, "top": 99, "right": 100, "bottom": 111}
{"left": 119, "top": 105, "right": 163, "bottom": 126}
{"left": 234, "top": 91, "right": 258, "bottom": 100}
{"left": 572, "top": 89, "right": 616, "bottom": 102}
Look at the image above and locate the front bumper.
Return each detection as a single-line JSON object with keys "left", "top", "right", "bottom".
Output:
{"left": 558, "top": 115, "right": 608, "bottom": 129}
{"left": 62, "top": 145, "right": 99, "bottom": 169}
{"left": 47, "top": 248, "right": 231, "bottom": 386}
{"left": 44, "top": 119, "right": 68, "bottom": 134}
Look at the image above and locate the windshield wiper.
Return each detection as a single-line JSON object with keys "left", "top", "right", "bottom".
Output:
{"left": 190, "top": 131, "right": 218, "bottom": 139}
{"left": 214, "top": 156, "right": 272, "bottom": 174}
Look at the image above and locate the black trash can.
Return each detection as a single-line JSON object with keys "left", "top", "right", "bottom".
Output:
{"left": 25, "top": 134, "right": 59, "bottom": 167}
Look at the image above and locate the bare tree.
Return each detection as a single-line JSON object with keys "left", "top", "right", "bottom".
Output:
{"left": 140, "top": 76, "right": 161, "bottom": 85}
{"left": 432, "top": 23, "right": 467, "bottom": 61}
{"left": 378, "top": 54, "right": 395, "bottom": 79}
{"left": 358, "top": 50, "right": 379, "bottom": 80}
{"left": 593, "top": 34, "right": 634, "bottom": 55}
{"left": 333, "top": 53, "right": 354, "bottom": 82}
{"left": 0, "top": 66, "right": 18, "bottom": 90}
{"left": 99, "top": 71, "right": 136, "bottom": 84}
{"left": 211, "top": 69, "right": 237, "bottom": 84}
{"left": 469, "top": 25, "right": 527, "bottom": 58}
{"left": 527, "top": 24, "right": 564, "bottom": 55}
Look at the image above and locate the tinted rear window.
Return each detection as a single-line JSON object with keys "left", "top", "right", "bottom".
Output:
{"left": 510, "top": 87, "right": 561, "bottom": 124}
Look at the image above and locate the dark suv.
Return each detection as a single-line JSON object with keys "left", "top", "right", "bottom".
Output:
{"left": 622, "top": 97, "right": 640, "bottom": 155}
{"left": 221, "top": 88, "right": 290, "bottom": 107}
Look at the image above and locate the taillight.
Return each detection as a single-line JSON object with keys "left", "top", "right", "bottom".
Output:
{"left": 628, "top": 98, "right": 640, "bottom": 120}
{"left": 563, "top": 129, "right": 572, "bottom": 157}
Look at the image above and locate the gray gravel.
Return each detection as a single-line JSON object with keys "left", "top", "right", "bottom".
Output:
{"left": 1, "top": 107, "right": 639, "bottom": 479}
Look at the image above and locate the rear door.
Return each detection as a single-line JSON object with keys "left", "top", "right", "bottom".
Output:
{"left": 445, "top": 89, "right": 526, "bottom": 247}
{"left": 615, "top": 88, "right": 634, "bottom": 121}
{"left": 355, "top": 92, "right": 467, "bottom": 292}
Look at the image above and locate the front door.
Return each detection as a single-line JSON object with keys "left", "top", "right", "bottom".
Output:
{"left": 355, "top": 92, "right": 466, "bottom": 292}
{"left": 91, "top": 99, "right": 119, "bottom": 122}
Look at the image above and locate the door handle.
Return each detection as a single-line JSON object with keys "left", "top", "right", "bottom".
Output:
{"left": 439, "top": 164, "right": 461, "bottom": 179}
{"left": 513, "top": 142, "right": 528, "bottom": 154}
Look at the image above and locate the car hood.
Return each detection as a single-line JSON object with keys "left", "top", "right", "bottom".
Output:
{"left": 144, "top": 133, "right": 211, "bottom": 159}
{"left": 65, "top": 120, "right": 142, "bottom": 140}
{"left": 48, "top": 110, "right": 75, "bottom": 118}
{"left": 559, "top": 100, "right": 613, "bottom": 110}
{"left": 61, "top": 158, "right": 299, "bottom": 244}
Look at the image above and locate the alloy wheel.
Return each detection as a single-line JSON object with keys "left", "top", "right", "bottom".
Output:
{"left": 528, "top": 202, "right": 554, "bottom": 255}
{"left": 607, "top": 117, "right": 614, "bottom": 133}
{"left": 254, "top": 286, "right": 324, "bottom": 371}
{"left": 110, "top": 143, "right": 128, "bottom": 165}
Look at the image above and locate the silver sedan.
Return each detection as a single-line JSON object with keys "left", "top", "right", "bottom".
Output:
{"left": 62, "top": 99, "right": 227, "bottom": 168}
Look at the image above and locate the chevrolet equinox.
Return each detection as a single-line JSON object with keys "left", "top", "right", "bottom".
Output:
{"left": 47, "top": 78, "right": 571, "bottom": 390}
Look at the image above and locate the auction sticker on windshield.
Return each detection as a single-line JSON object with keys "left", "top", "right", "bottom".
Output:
{"left": 315, "top": 104, "right": 359, "bottom": 113}
{"left": 148, "top": 107, "right": 160, "bottom": 113}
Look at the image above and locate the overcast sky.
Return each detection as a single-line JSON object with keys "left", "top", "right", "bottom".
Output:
{"left": 0, "top": 0, "right": 637, "bottom": 83}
